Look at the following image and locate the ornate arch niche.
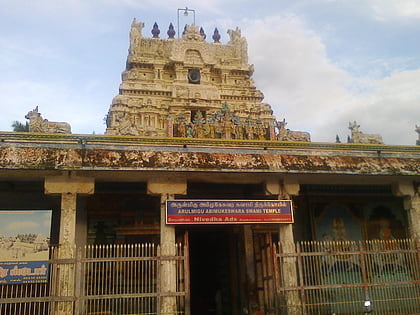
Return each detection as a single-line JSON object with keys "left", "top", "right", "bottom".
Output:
{"left": 185, "top": 49, "right": 204, "bottom": 65}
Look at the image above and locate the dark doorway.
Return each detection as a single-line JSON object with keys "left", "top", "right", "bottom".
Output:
{"left": 189, "top": 227, "right": 239, "bottom": 315}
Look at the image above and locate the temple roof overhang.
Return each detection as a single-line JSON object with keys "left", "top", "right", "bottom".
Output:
{"left": 1, "top": 133, "right": 419, "bottom": 180}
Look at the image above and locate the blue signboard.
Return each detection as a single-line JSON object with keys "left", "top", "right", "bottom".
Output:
{"left": 0, "top": 261, "right": 49, "bottom": 284}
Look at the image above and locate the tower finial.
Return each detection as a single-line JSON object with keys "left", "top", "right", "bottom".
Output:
{"left": 212, "top": 28, "right": 220, "bottom": 43}
{"left": 167, "top": 23, "right": 175, "bottom": 39}
{"left": 200, "top": 27, "right": 206, "bottom": 40}
{"left": 152, "top": 22, "right": 160, "bottom": 38}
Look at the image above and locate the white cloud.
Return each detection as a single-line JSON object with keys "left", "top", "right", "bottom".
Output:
{"left": 238, "top": 15, "right": 419, "bottom": 145}
{"left": 317, "top": 0, "right": 420, "bottom": 20}
{"left": 344, "top": 69, "right": 420, "bottom": 144}
{"left": 369, "top": 0, "right": 420, "bottom": 20}
{"left": 242, "top": 16, "right": 355, "bottom": 138}
{"left": 375, "top": 70, "right": 420, "bottom": 100}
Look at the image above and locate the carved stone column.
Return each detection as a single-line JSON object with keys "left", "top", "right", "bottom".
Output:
{"left": 393, "top": 181, "right": 420, "bottom": 239}
{"left": 45, "top": 175, "right": 94, "bottom": 315}
{"left": 147, "top": 177, "right": 187, "bottom": 314}
{"left": 266, "top": 179, "right": 301, "bottom": 315}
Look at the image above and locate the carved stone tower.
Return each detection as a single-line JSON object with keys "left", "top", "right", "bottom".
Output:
{"left": 105, "top": 20, "right": 278, "bottom": 140}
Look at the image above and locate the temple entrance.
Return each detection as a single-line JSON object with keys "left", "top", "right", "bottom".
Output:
{"left": 188, "top": 227, "right": 244, "bottom": 315}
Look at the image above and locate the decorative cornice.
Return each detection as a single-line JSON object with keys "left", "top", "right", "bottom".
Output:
{"left": 0, "top": 142, "right": 419, "bottom": 176}
{"left": 121, "top": 89, "right": 172, "bottom": 96}
{"left": 1, "top": 132, "right": 419, "bottom": 155}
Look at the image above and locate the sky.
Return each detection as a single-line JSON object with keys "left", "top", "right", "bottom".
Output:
{"left": 1, "top": 0, "right": 419, "bottom": 145}
{"left": 0, "top": 210, "right": 52, "bottom": 237}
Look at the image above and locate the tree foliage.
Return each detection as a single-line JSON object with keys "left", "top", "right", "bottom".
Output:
{"left": 17, "top": 233, "right": 38, "bottom": 243}
{"left": 11, "top": 121, "right": 29, "bottom": 132}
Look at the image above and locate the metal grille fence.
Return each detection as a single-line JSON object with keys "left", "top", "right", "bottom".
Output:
{"left": 0, "top": 246, "right": 69, "bottom": 315}
{"left": 0, "top": 243, "right": 189, "bottom": 315}
{"left": 275, "top": 239, "right": 420, "bottom": 315}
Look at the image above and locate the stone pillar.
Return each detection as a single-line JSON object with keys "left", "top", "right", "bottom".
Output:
{"left": 266, "top": 179, "right": 301, "bottom": 315}
{"left": 244, "top": 225, "right": 259, "bottom": 314}
{"left": 393, "top": 181, "right": 420, "bottom": 239}
{"left": 45, "top": 175, "right": 94, "bottom": 315}
{"left": 408, "top": 193, "right": 420, "bottom": 239}
{"left": 269, "top": 123, "right": 277, "bottom": 141}
{"left": 167, "top": 115, "right": 174, "bottom": 137}
{"left": 147, "top": 177, "right": 187, "bottom": 315}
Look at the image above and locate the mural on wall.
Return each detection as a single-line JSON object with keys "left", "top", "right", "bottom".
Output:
{"left": 314, "top": 204, "right": 363, "bottom": 242}
{"left": 0, "top": 210, "right": 51, "bottom": 284}
{"left": 364, "top": 203, "right": 408, "bottom": 274}
{"left": 364, "top": 204, "right": 407, "bottom": 241}
{"left": 313, "top": 201, "right": 410, "bottom": 275}
{"left": 312, "top": 202, "right": 413, "bottom": 313}
{"left": 313, "top": 201, "right": 407, "bottom": 242}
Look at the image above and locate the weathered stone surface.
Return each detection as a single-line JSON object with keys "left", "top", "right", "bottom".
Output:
{"left": 0, "top": 143, "right": 419, "bottom": 175}
{"left": 408, "top": 194, "right": 420, "bottom": 239}
{"left": 0, "top": 146, "right": 82, "bottom": 169}
{"left": 45, "top": 175, "right": 94, "bottom": 195}
{"left": 147, "top": 177, "right": 187, "bottom": 195}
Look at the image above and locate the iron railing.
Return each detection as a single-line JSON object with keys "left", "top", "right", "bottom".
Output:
{"left": 274, "top": 239, "right": 420, "bottom": 314}
{"left": 0, "top": 242, "right": 189, "bottom": 315}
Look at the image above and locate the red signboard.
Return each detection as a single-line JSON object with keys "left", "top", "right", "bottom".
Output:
{"left": 166, "top": 200, "right": 293, "bottom": 224}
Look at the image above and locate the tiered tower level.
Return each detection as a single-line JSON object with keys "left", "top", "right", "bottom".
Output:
{"left": 106, "top": 20, "right": 285, "bottom": 141}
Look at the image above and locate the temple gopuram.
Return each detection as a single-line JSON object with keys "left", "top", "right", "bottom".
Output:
{"left": 105, "top": 21, "right": 309, "bottom": 142}
{"left": 0, "top": 18, "right": 419, "bottom": 315}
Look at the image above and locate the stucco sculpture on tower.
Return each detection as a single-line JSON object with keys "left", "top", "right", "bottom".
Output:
{"left": 129, "top": 18, "right": 144, "bottom": 54}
